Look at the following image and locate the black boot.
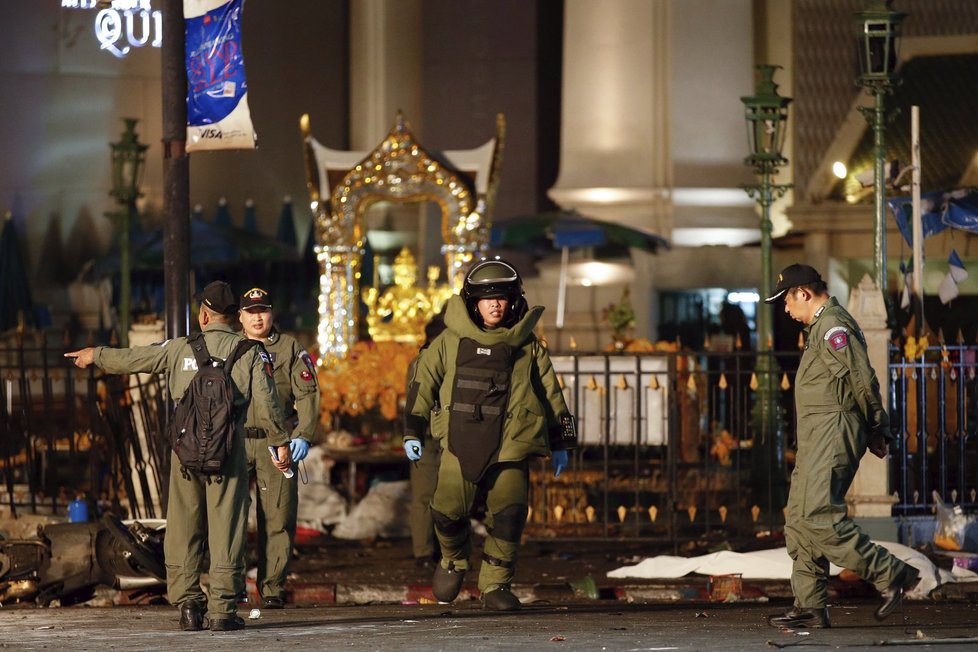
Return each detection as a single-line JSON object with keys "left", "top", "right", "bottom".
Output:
{"left": 768, "top": 607, "right": 830, "bottom": 629}
{"left": 210, "top": 614, "right": 246, "bottom": 631}
{"left": 482, "top": 586, "right": 521, "bottom": 612}
{"left": 178, "top": 600, "right": 207, "bottom": 632}
{"left": 432, "top": 561, "right": 466, "bottom": 603}
{"left": 876, "top": 570, "right": 921, "bottom": 620}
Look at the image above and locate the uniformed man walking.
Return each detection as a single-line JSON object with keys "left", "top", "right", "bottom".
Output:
{"left": 764, "top": 264, "right": 919, "bottom": 629}
{"left": 238, "top": 287, "right": 321, "bottom": 609}
{"left": 66, "top": 281, "right": 292, "bottom": 632}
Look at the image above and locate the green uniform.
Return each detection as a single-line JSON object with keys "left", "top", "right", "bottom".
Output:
{"left": 405, "top": 295, "right": 570, "bottom": 593}
{"left": 786, "top": 297, "right": 915, "bottom": 608}
{"left": 94, "top": 323, "right": 289, "bottom": 618}
{"left": 242, "top": 328, "right": 321, "bottom": 603}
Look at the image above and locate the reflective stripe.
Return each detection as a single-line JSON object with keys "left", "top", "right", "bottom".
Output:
{"left": 457, "top": 379, "right": 491, "bottom": 391}
{"left": 452, "top": 403, "right": 502, "bottom": 416}
{"left": 458, "top": 368, "right": 497, "bottom": 378}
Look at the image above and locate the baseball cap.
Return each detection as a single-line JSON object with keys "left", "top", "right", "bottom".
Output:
{"left": 194, "top": 281, "right": 238, "bottom": 315}
{"left": 241, "top": 287, "right": 273, "bottom": 311}
{"left": 764, "top": 264, "right": 824, "bottom": 303}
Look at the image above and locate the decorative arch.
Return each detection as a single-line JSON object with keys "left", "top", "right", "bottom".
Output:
{"left": 301, "top": 112, "right": 505, "bottom": 359}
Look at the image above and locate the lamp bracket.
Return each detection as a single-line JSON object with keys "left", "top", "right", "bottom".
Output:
{"left": 741, "top": 183, "right": 793, "bottom": 208}
{"left": 858, "top": 103, "right": 902, "bottom": 127}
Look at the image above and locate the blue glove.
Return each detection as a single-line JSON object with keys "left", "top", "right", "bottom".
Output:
{"left": 289, "top": 438, "right": 311, "bottom": 463}
{"left": 552, "top": 449, "right": 569, "bottom": 478}
{"left": 403, "top": 439, "right": 423, "bottom": 461}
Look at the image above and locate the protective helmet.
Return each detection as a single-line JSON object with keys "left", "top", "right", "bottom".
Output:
{"left": 461, "top": 258, "right": 527, "bottom": 326}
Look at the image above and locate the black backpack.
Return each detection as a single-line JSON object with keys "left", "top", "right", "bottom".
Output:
{"left": 169, "top": 333, "right": 260, "bottom": 478}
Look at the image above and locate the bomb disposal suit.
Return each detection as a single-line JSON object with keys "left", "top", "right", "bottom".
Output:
{"left": 404, "top": 288, "right": 573, "bottom": 595}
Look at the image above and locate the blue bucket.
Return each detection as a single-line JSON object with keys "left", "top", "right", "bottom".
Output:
{"left": 68, "top": 498, "right": 89, "bottom": 523}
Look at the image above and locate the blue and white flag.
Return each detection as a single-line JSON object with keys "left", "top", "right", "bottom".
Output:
{"left": 938, "top": 249, "right": 968, "bottom": 305}
{"left": 185, "top": 0, "right": 256, "bottom": 152}
{"left": 899, "top": 258, "right": 913, "bottom": 310}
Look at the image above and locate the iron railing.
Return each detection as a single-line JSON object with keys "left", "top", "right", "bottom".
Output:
{"left": 528, "top": 349, "right": 801, "bottom": 544}
{"left": 0, "top": 333, "right": 168, "bottom": 520}
{"left": 4, "top": 334, "right": 975, "bottom": 546}
{"left": 888, "top": 343, "right": 978, "bottom": 515}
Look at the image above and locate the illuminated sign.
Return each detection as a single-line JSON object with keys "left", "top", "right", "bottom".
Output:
{"left": 62, "top": 0, "right": 162, "bottom": 59}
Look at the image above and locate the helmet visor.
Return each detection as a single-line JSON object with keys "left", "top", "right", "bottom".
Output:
{"left": 467, "top": 260, "right": 519, "bottom": 287}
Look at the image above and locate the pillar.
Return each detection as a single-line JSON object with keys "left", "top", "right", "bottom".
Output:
{"left": 847, "top": 274, "right": 898, "bottom": 540}
{"left": 548, "top": 0, "right": 672, "bottom": 237}
{"left": 349, "top": 0, "right": 423, "bottom": 147}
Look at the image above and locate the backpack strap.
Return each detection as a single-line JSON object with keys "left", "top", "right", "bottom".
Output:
{"left": 187, "top": 332, "right": 212, "bottom": 368}
{"left": 226, "top": 338, "right": 262, "bottom": 371}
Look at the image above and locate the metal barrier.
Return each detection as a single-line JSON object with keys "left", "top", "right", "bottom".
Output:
{"left": 7, "top": 333, "right": 973, "bottom": 544}
{"left": 888, "top": 343, "right": 978, "bottom": 515}
{"left": 528, "top": 349, "right": 800, "bottom": 544}
{"left": 0, "top": 333, "right": 168, "bottom": 520}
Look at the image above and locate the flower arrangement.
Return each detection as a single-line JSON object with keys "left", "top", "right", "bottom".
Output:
{"left": 602, "top": 286, "right": 636, "bottom": 337}
{"left": 317, "top": 340, "right": 416, "bottom": 424}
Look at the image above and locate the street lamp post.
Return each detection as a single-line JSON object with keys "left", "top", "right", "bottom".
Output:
{"left": 741, "top": 64, "right": 792, "bottom": 514}
{"left": 855, "top": 0, "right": 906, "bottom": 292}
{"left": 109, "top": 118, "right": 148, "bottom": 347}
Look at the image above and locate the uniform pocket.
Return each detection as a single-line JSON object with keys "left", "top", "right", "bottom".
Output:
{"left": 829, "top": 464, "right": 854, "bottom": 510}
{"left": 511, "top": 405, "right": 545, "bottom": 443}
{"left": 430, "top": 408, "right": 449, "bottom": 440}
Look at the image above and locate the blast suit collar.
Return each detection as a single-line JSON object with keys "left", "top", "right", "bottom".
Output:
{"left": 443, "top": 294, "right": 543, "bottom": 346}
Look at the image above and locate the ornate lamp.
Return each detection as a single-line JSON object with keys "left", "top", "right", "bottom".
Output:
{"left": 854, "top": 0, "right": 906, "bottom": 291}
{"left": 109, "top": 118, "right": 148, "bottom": 346}
{"left": 741, "top": 64, "right": 792, "bottom": 521}
{"left": 741, "top": 65, "right": 791, "bottom": 173}
{"left": 855, "top": 0, "right": 906, "bottom": 89}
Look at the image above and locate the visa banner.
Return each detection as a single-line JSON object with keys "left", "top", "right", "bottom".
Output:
{"left": 185, "top": 0, "right": 257, "bottom": 152}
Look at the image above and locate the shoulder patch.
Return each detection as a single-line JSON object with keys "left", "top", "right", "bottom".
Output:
{"left": 299, "top": 350, "right": 316, "bottom": 375}
{"left": 824, "top": 326, "right": 849, "bottom": 351}
{"left": 258, "top": 349, "right": 274, "bottom": 377}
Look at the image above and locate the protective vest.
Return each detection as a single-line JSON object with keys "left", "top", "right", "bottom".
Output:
{"left": 448, "top": 338, "right": 514, "bottom": 482}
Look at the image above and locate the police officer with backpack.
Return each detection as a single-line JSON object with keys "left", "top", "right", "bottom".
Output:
{"left": 238, "top": 287, "right": 321, "bottom": 609}
{"left": 66, "top": 281, "right": 292, "bottom": 632}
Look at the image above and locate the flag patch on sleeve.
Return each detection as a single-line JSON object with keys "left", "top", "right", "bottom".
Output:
{"left": 824, "top": 326, "right": 849, "bottom": 351}
{"left": 259, "top": 350, "right": 275, "bottom": 377}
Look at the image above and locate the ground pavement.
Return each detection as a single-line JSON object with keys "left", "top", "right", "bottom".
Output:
{"left": 4, "top": 601, "right": 978, "bottom": 651}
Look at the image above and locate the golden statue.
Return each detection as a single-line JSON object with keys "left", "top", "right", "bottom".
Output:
{"left": 364, "top": 248, "right": 444, "bottom": 344}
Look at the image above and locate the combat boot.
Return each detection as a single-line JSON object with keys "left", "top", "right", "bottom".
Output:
{"left": 768, "top": 607, "right": 830, "bottom": 629}
{"left": 210, "top": 614, "right": 246, "bottom": 631}
{"left": 876, "top": 570, "right": 921, "bottom": 620}
{"left": 482, "top": 586, "right": 521, "bottom": 612}
{"left": 178, "top": 600, "right": 207, "bottom": 631}
{"left": 432, "top": 560, "right": 466, "bottom": 602}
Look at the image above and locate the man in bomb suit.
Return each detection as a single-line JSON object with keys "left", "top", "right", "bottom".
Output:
{"left": 403, "top": 258, "right": 576, "bottom": 611}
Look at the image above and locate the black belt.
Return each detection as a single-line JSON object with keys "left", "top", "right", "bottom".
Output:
{"left": 244, "top": 427, "right": 267, "bottom": 439}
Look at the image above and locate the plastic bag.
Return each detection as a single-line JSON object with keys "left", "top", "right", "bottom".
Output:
{"left": 932, "top": 491, "right": 972, "bottom": 551}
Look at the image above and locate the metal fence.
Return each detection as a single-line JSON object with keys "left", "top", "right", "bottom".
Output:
{"left": 4, "top": 334, "right": 976, "bottom": 546}
{"left": 888, "top": 343, "right": 978, "bottom": 515}
{"left": 0, "top": 333, "right": 168, "bottom": 521}
{"left": 528, "top": 349, "right": 801, "bottom": 544}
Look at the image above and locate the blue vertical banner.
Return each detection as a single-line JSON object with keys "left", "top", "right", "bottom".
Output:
{"left": 185, "top": 0, "right": 257, "bottom": 152}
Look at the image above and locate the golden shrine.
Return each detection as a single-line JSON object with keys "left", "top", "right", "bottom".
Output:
{"left": 362, "top": 247, "right": 453, "bottom": 344}
{"left": 301, "top": 112, "right": 505, "bottom": 358}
